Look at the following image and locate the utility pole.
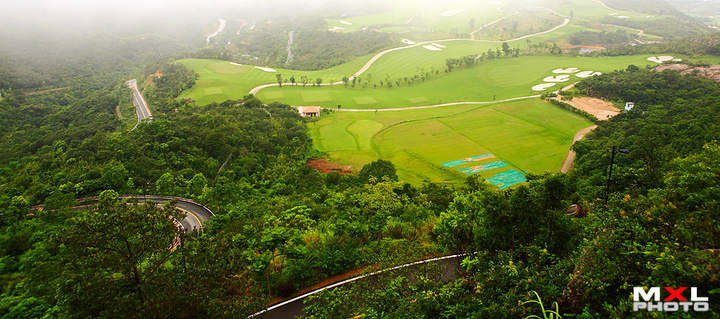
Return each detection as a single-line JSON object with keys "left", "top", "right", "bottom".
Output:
{"left": 605, "top": 146, "right": 629, "bottom": 205}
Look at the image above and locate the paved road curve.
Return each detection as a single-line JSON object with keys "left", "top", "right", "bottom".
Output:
{"left": 126, "top": 79, "right": 153, "bottom": 130}
{"left": 34, "top": 195, "right": 215, "bottom": 232}
{"left": 250, "top": 254, "right": 468, "bottom": 318}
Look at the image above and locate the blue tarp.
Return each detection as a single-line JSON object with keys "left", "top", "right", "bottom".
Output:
{"left": 441, "top": 154, "right": 494, "bottom": 167}
{"left": 487, "top": 170, "right": 528, "bottom": 189}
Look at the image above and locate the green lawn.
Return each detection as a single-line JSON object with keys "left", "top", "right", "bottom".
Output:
{"left": 258, "top": 55, "right": 669, "bottom": 109}
{"left": 177, "top": 56, "right": 372, "bottom": 105}
{"left": 310, "top": 98, "right": 593, "bottom": 186}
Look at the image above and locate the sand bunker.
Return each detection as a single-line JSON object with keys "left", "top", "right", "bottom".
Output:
{"left": 618, "top": 16, "right": 630, "bottom": 19}
{"left": 553, "top": 68, "right": 579, "bottom": 74}
{"left": 647, "top": 56, "right": 674, "bottom": 63}
{"left": 340, "top": 20, "right": 352, "bottom": 25}
{"left": 230, "top": 62, "right": 243, "bottom": 66}
{"left": 575, "top": 71, "right": 602, "bottom": 78}
{"left": 441, "top": 9, "right": 466, "bottom": 17}
{"left": 432, "top": 43, "right": 447, "bottom": 48}
{"left": 402, "top": 39, "right": 416, "bottom": 45}
{"left": 255, "top": 67, "right": 277, "bottom": 72}
{"left": 532, "top": 83, "right": 557, "bottom": 91}
{"left": 329, "top": 27, "right": 345, "bottom": 31}
{"left": 544, "top": 75, "right": 571, "bottom": 82}
{"left": 424, "top": 45, "right": 442, "bottom": 51}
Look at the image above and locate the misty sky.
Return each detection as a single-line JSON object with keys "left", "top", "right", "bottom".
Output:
{"left": 0, "top": 0, "right": 345, "bottom": 40}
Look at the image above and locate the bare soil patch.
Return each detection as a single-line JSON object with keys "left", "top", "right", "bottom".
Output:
{"left": 559, "top": 97, "right": 620, "bottom": 120}
{"left": 307, "top": 158, "right": 355, "bottom": 175}
{"left": 655, "top": 64, "right": 720, "bottom": 82}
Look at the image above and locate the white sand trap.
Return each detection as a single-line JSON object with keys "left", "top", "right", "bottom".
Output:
{"left": 673, "top": 58, "right": 683, "bottom": 62}
{"left": 329, "top": 27, "right": 345, "bottom": 31}
{"left": 441, "top": 9, "right": 466, "bottom": 17}
{"left": 544, "top": 75, "right": 571, "bottom": 82}
{"left": 553, "top": 68, "right": 579, "bottom": 74}
{"left": 424, "top": 45, "right": 442, "bottom": 51}
{"left": 618, "top": 16, "right": 630, "bottom": 19}
{"left": 647, "top": 56, "right": 674, "bottom": 63}
{"left": 340, "top": 20, "right": 352, "bottom": 25}
{"left": 432, "top": 43, "right": 447, "bottom": 48}
{"left": 255, "top": 67, "right": 277, "bottom": 72}
{"left": 230, "top": 62, "right": 243, "bottom": 66}
{"left": 402, "top": 39, "right": 416, "bottom": 45}
{"left": 609, "top": 13, "right": 618, "bottom": 16}
{"left": 362, "top": 27, "right": 368, "bottom": 30}
{"left": 532, "top": 83, "right": 557, "bottom": 91}
{"left": 576, "top": 71, "right": 602, "bottom": 78}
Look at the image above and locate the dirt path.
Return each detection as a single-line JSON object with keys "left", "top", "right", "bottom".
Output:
{"left": 561, "top": 125, "right": 597, "bottom": 173}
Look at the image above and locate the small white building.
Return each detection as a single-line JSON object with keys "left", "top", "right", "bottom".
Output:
{"left": 298, "top": 106, "right": 321, "bottom": 118}
{"left": 625, "top": 102, "right": 635, "bottom": 111}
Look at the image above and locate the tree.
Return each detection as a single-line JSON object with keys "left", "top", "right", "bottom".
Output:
{"left": 300, "top": 75, "right": 309, "bottom": 87}
{"left": 358, "top": 159, "right": 398, "bottom": 183}
{"left": 315, "top": 77, "right": 323, "bottom": 87}
{"left": 502, "top": 42, "right": 510, "bottom": 56}
{"left": 289, "top": 75, "right": 295, "bottom": 85}
{"left": 469, "top": 18, "right": 476, "bottom": 31}
{"left": 56, "top": 201, "right": 185, "bottom": 317}
{"left": 188, "top": 173, "right": 207, "bottom": 197}
{"left": 342, "top": 76, "right": 349, "bottom": 88}
{"left": 276, "top": 74, "right": 283, "bottom": 88}
{"left": 155, "top": 172, "right": 176, "bottom": 195}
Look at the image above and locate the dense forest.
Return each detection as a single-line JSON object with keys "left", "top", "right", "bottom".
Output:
{"left": 567, "top": 30, "right": 637, "bottom": 46}
{"left": 231, "top": 17, "right": 394, "bottom": 70}
{"left": 1, "top": 1, "right": 720, "bottom": 317}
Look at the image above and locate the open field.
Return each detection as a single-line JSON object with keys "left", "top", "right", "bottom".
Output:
{"left": 309, "top": 99, "right": 593, "bottom": 186}
{"left": 177, "top": 57, "right": 372, "bottom": 105}
{"left": 258, "top": 55, "right": 681, "bottom": 109}
{"left": 325, "top": 0, "right": 509, "bottom": 34}
{"left": 175, "top": 0, "right": 720, "bottom": 188}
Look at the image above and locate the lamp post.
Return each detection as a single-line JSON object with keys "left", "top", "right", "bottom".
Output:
{"left": 605, "top": 146, "right": 630, "bottom": 205}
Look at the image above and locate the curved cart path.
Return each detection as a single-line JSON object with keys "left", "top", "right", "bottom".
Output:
{"left": 561, "top": 125, "right": 597, "bottom": 173}
{"left": 329, "top": 95, "right": 540, "bottom": 112}
{"left": 249, "top": 18, "right": 570, "bottom": 97}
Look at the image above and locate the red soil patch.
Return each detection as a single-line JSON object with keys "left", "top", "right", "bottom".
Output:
{"left": 307, "top": 158, "right": 355, "bottom": 175}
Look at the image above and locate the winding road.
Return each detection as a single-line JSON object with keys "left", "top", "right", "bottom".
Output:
{"left": 561, "top": 125, "right": 598, "bottom": 173}
{"left": 33, "top": 195, "right": 215, "bottom": 232}
{"left": 249, "top": 18, "right": 570, "bottom": 97}
{"left": 251, "top": 254, "right": 468, "bottom": 318}
{"left": 126, "top": 79, "right": 153, "bottom": 130}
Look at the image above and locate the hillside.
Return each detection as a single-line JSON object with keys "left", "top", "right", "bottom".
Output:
{"left": 1, "top": 0, "right": 720, "bottom": 318}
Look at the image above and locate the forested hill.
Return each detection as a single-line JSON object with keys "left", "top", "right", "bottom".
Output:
{"left": 599, "top": 0, "right": 712, "bottom": 38}
{"left": 603, "top": 0, "right": 688, "bottom": 17}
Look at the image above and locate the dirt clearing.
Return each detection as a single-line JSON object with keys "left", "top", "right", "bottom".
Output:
{"left": 559, "top": 97, "right": 620, "bottom": 120}
{"left": 307, "top": 158, "right": 355, "bottom": 175}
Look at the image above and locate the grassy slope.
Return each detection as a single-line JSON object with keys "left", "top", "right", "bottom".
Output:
{"left": 310, "top": 98, "right": 593, "bottom": 185}
{"left": 259, "top": 55, "right": 675, "bottom": 109}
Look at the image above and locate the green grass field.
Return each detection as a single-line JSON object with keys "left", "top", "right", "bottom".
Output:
{"left": 325, "top": 0, "right": 509, "bottom": 34}
{"left": 175, "top": 0, "right": 720, "bottom": 187}
{"left": 258, "top": 54, "right": 679, "bottom": 109}
{"left": 177, "top": 56, "right": 371, "bottom": 105}
{"left": 309, "top": 98, "right": 593, "bottom": 186}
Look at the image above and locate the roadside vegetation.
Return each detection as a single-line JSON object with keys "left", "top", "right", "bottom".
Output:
{"left": 1, "top": 0, "right": 719, "bottom": 318}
